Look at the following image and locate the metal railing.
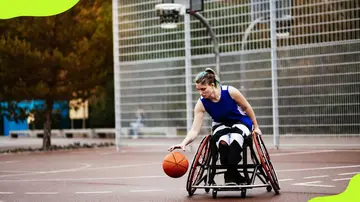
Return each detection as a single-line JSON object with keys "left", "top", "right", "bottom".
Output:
{"left": 113, "top": 0, "right": 360, "bottom": 148}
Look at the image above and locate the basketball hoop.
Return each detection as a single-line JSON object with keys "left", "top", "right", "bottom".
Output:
{"left": 155, "top": 3, "right": 186, "bottom": 29}
{"left": 161, "top": 23, "right": 178, "bottom": 29}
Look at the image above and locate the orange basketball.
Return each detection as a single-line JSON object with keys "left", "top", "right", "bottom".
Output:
{"left": 162, "top": 151, "right": 189, "bottom": 178}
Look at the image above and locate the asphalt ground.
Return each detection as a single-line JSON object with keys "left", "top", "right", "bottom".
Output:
{"left": 0, "top": 136, "right": 359, "bottom": 202}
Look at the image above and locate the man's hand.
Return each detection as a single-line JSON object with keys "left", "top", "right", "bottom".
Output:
{"left": 252, "top": 126, "right": 262, "bottom": 136}
{"left": 168, "top": 143, "right": 186, "bottom": 152}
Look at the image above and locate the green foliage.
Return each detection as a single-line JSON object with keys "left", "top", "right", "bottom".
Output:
{"left": 88, "top": 76, "right": 115, "bottom": 128}
{"left": 0, "top": 0, "right": 113, "bottom": 143}
{"left": 0, "top": 0, "right": 111, "bottom": 102}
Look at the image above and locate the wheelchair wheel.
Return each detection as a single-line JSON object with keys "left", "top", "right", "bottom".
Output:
{"left": 241, "top": 189, "right": 246, "bottom": 198}
{"left": 253, "top": 132, "right": 280, "bottom": 194}
{"left": 186, "top": 135, "right": 211, "bottom": 196}
{"left": 212, "top": 189, "right": 218, "bottom": 199}
{"left": 267, "top": 185, "right": 272, "bottom": 192}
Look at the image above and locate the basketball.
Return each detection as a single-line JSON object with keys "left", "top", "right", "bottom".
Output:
{"left": 162, "top": 151, "right": 189, "bottom": 178}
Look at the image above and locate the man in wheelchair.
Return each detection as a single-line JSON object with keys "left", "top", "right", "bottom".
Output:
{"left": 169, "top": 68, "right": 262, "bottom": 185}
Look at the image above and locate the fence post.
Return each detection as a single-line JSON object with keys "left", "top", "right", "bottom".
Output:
{"left": 270, "top": 0, "right": 280, "bottom": 149}
{"left": 184, "top": 14, "right": 193, "bottom": 134}
{"left": 240, "top": 17, "right": 263, "bottom": 96}
{"left": 112, "top": 0, "right": 122, "bottom": 151}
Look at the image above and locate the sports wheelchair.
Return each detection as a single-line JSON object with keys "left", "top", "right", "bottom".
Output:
{"left": 186, "top": 132, "right": 280, "bottom": 199}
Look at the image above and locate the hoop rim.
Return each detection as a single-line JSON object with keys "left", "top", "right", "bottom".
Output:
{"left": 160, "top": 23, "right": 178, "bottom": 29}
{"left": 155, "top": 3, "right": 185, "bottom": 10}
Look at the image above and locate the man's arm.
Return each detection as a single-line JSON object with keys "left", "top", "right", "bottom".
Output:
{"left": 181, "top": 99, "right": 205, "bottom": 146}
{"left": 228, "top": 86, "right": 259, "bottom": 129}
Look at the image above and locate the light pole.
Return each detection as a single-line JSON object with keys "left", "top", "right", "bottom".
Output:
{"left": 187, "top": 10, "right": 220, "bottom": 76}
{"left": 155, "top": 1, "right": 220, "bottom": 134}
{"left": 239, "top": 17, "right": 263, "bottom": 97}
{"left": 112, "top": 0, "right": 121, "bottom": 151}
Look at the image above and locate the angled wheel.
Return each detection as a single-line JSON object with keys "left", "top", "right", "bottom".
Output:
{"left": 241, "top": 189, "right": 246, "bottom": 198}
{"left": 212, "top": 189, "right": 218, "bottom": 199}
{"left": 186, "top": 135, "right": 211, "bottom": 196}
{"left": 253, "top": 132, "right": 280, "bottom": 194}
{"left": 266, "top": 185, "right": 272, "bottom": 192}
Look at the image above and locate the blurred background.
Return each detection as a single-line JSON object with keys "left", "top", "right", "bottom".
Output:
{"left": 0, "top": 0, "right": 359, "bottom": 150}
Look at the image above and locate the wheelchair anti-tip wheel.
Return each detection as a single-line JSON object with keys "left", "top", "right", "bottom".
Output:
{"left": 212, "top": 189, "right": 218, "bottom": 199}
{"left": 241, "top": 189, "right": 246, "bottom": 198}
{"left": 186, "top": 135, "right": 211, "bottom": 196}
{"left": 253, "top": 132, "right": 280, "bottom": 194}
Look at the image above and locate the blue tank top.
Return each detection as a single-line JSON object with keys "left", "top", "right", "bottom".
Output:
{"left": 200, "top": 85, "right": 253, "bottom": 130}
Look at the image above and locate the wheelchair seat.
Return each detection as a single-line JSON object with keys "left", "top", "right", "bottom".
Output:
{"left": 186, "top": 132, "right": 280, "bottom": 199}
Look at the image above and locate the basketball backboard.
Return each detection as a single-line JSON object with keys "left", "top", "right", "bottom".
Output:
{"left": 189, "top": 0, "right": 204, "bottom": 12}
{"left": 250, "top": 0, "right": 292, "bottom": 21}
{"left": 161, "top": 0, "right": 204, "bottom": 12}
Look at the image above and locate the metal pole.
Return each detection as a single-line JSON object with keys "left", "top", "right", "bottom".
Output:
{"left": 184, "top": 14, "right": 192, "bottom": 133}
{"left": 188, "top": 11, "right": 220, "bottom": 133}
{"left": 112, "top": 0, "right": 122, "bottom": 151}
{"left": 189, "top": 12, "right": 220, "bottom": 76}
{"left": 240, "top": 17, "right": 263, "bottom": 96}
{"left": 269, "top": 0, "right": 280, "bottom": 149}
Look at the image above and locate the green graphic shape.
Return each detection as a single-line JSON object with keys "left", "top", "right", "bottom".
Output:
{"left": 309, "top": 174, "right": 360, "bottom": 202}
{"left": 0, "top": 0, "right": 80, "bottom": 19}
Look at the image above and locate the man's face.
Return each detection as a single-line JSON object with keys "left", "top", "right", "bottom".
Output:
{"left": 195, "top": 83, "right": 214, "bottom": 98}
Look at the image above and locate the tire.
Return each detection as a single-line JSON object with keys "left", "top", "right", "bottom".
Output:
{"left": 267, "top": 185, "right": 272, "bottom": 192}
{"left": 253, "top": 132, "right": 280, "bottom": 194}
{"left": 212, "top": 189, "right": 217, "bottom": 199}
{"left": 186, "top": 135, "right": 211, "bottom": 196}
{"left": 241, "top": 189, "right": 246, "bottom": 198}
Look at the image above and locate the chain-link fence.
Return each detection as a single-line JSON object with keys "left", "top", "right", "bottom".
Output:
{"left": 114, "top": 0, "right": 360, "bottom": 140}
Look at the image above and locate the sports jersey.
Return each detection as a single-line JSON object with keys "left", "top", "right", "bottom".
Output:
{"left": 200, "top": 85, "right": 252, "bottom": 130}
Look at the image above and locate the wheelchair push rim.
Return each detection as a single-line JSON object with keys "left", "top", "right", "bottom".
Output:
{"left": 253, "top": 132, "right": 280, "bottom": 194}
{"left": 186, "top": 135, "right": 211, "bottom": 196}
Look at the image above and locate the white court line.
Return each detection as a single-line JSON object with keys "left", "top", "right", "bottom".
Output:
{"left": 272, "top": 150, "right": 335, "bottom": 156}
{"left": 293, "top": 181, "right": 335, "bottom": 188}
{"left": 332, "top": 178, "right": 352, "bottom": 181}
{"left": 0, "top": 161, "right": 19, "bottom": 164}
{"left": 0, "top": 192, "right": 14, "bottom": 194}
{"left": 0, "top": 163, "right": 91, "bottom": 178}
{"left": 25, "top": 192, "right": 58, "bottom": 195}
{"left": 130, "top": 189, "right": 164, "bottom": 192}
{"left": 338, "top": 172, "right": 360, "bottom": 176}
{"left": 278, "top": 165, "right": 360, "bottom": 172}
{"left": 281, "top": 144, "right": 360, "bottom": 147}
{"left": 0, "top": 170, "right": 37, "bottom": 173}
{"left": 83, "top": 163, "right": 159, "bottom": 171}
{"left": 278, "top": 178, "right": 293, "bottom": 182}
{"left": 75, "top": 191, "right": 113, "bottom": 194}
{"left": 1, "top": 165, "right": 360, "bottom": 182}
{"left": 0, "top": 176, "right": 293, "bottom": 183}
{"left": 304, "top": 175, "right": 328, "bottom": 179}
{"left": 0, "top": 163, "right": 158, "bottom": 178}
{"left": 100, "top": 150, "right": 170, "bottom": 155}
{"left": 328, "top": 150, "right": 360, "bottom": 152}
{"left": 0, "top": 175, "right": 166, "bottom": 182}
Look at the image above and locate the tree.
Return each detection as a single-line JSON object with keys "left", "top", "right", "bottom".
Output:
{"left": 0, "top": 0, "right": 112, "bottom": 150}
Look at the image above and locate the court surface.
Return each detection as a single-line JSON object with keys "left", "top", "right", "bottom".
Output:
{"left": 0, "top": 137, "right": 359, "bottom": 202}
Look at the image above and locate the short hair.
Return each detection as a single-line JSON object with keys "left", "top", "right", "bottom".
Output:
{"left": 194, "top": 68, "right": 220, "bottom": 87}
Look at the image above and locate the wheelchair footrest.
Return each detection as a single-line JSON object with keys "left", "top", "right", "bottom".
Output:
{"left": 193, "top": 184, "right": 270, "bottom": 189}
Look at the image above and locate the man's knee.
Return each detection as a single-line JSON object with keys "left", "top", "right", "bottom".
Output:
{"left": 228, "top": 140, "right": 242, "bottom": 165}
{"left": 218, "top": 140, "right": 229, "bottom": 165}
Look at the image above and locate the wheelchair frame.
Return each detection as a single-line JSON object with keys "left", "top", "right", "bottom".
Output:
{"left": 186, "top": 132, "right": 280, "bottom": 199}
